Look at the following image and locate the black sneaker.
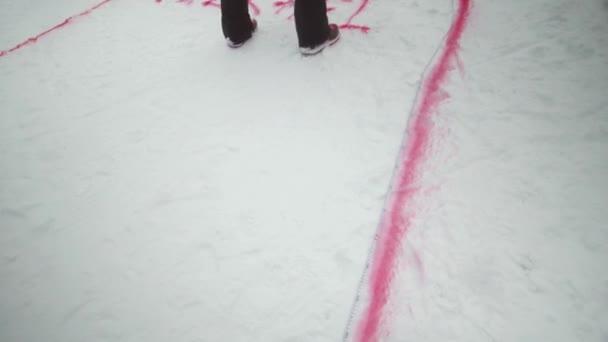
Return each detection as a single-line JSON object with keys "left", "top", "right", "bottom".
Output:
{"left": 299, "top": 24, "right": 341, "bottom": 56}
{"left": 226, "top": 19, "right": 258, "bottom": 48}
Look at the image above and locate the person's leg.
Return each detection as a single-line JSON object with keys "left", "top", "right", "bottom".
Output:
{"left": 294, "top": 0, "right": 330, "bottom": 48}
{"left": 221, "top": 0, "right": 254, "bottom": 45}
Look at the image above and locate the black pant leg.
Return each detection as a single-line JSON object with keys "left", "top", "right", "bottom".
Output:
{"left": 221, "top": 0, "right": 253, "bottom": 43}
{"left": 294, "top": 0, "right": 330, "bottom": 48}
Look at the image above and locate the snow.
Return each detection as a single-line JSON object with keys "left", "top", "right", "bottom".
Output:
{"left": 1, "top": 0, "right": 607, "bottom": 341}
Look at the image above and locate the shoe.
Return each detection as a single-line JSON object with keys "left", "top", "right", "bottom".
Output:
{"left": 299, "top": 24, "right": 340, "bottom": 56}
{"left": 226, "top": 19, "right": 258, "bottom": 48}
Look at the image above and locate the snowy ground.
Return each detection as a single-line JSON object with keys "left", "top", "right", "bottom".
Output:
{"left": 1, "top": 0, "right": 607, "bottom": 341}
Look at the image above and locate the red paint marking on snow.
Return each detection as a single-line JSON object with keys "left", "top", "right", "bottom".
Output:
{"left": 273, "top": 0, "right": 293, "bottom": 14}
{"left": 201, "top": 0, "right": 220, "bottom": 8}
{"left": 339, "top": 24, "right": 370, "bottom": 33}
{"left": 248, "top": 0, "right": 261, "bottom": 16}
{"left": 339, "top": 0, "right": 370, "bottom": 32}
{"left": 0, "top": 0, "right": 113, "bottom": 59}
{"left": 354, "top": 0, "right": 472, "bottom": 341}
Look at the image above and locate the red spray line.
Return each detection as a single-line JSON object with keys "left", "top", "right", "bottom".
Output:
{"left": 349, "top": 0, "right": 473, "bottom": 341}
{"left": 338, "top": 0, "right": 370, "bottom": 33}
{"left": 0, "top": 0, "right": 114, "bottom": 59}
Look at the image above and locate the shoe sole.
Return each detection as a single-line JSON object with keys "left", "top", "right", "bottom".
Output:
{"left": 299, "top": 31, "right": 341, "bottom": 56}
{"left": 226, "top": 39, "right": 245, "bottom": 48}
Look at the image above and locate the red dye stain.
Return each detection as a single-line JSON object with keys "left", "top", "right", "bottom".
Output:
{"left": 248, "top": 0, "right": 261, "bottom": 16}
{"left": 0, "top": 0, "right": 114, "bottom": 59}
{"left": 202, "top": 0, "right": 221, "bottom": 8}
{"left": 338, "top": 0, "right": 370, "bottom": 33}
{"left": 273, "top": 0, "right": 293, "bottom": 14}
{"left": 354, "top": 0, "right": 472, "bottom": 341}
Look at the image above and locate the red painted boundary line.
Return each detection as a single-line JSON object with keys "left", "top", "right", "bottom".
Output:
{"left": 352, "top": 0, "right": 473, "bottom": 341}
{"left": 0, "top": 0, "right": 114, "bottom": 59}
{"left": 339, "top": 0, "right": 370, "bottom": 33}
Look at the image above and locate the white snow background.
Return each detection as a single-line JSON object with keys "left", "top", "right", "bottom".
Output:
{"left": 1, "top": 0, "right": 607, "bottom": 341}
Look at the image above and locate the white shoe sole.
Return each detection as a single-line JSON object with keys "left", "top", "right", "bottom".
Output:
{"left": 299, "top": 31, "right": 341, "bottom": 56}
{"left": 226, "top": 39, "right": 244, "bottom": 48}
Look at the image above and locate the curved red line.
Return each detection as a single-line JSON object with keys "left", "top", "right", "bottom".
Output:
{"left": 355, "top": 0, "right": 473, "bottom": 341}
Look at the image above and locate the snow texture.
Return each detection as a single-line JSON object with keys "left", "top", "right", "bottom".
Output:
{"left": 1, "top": 0, "right": 607, "bottom": 341}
